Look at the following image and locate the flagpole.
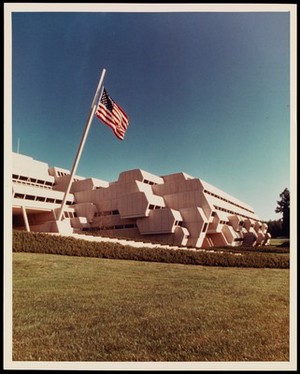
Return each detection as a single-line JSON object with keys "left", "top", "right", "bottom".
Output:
{"left": 57, "top": 68, "right": 106, "bottom": 222}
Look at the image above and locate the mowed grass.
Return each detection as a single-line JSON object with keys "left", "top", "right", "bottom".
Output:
{"left": 269, "top": 238, "right": 290, "bottom": 246}
{"left": 13, "top": 252, "right": 289, "bottom": 362}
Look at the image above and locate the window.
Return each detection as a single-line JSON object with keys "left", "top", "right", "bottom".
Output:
{"left": 25, "top": 195, "right": 35, "bottom": 200}
{"left": 202, "top": 222, "right": 208, "bottom": 232}
{"left": 14, "top": 193, "right": 25, "bottom": 199}
{"left": 36, "top": 196, "right": 46, "bottom": 202}
{"left": 149, "top": 204, "right": 155, "bottom": 210}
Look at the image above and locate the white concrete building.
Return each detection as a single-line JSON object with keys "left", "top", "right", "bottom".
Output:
{"left": 12, "top": 152, "right": 270, "bottom": 248}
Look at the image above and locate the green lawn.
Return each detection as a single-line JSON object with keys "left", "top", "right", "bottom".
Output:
{"left": 269, "top": 238, "right": 290, "bottom": 246}
{"left": 13, "top": 252, "right": 289, "bottom": 362}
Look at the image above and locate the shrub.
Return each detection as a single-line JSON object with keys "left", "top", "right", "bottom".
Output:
{"left": 12, "top": 231, "right": 289, "bottom": 269}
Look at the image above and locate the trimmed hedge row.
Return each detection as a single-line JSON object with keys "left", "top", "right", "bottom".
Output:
{"left": 209, "top": 245, "right": 290, "bottom": 254}
{"left": 12, "top": 230, "right": 289, "bottom": 269}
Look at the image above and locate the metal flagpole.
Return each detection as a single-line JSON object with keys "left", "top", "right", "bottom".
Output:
{"left": 57, "top": 68, "right": 106, "bottom": 221}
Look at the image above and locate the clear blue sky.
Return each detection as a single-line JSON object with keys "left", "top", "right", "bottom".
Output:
{"left": 11, "top": 10, "right": 291, "bottom": 221}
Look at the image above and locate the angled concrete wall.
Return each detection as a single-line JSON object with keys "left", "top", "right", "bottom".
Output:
{"left": 12, "top": 152, "right": 270, "bottom": 248}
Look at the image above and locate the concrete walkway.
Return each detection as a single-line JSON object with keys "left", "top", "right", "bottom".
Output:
{"left": 47, "top": 232, "right": 242, "bottom": 255}
{"left": 49, "top": 232, "right": 196, "bottom": 251}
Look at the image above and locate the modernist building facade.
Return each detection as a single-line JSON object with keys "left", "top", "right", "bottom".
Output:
{"left": 12, "top": 152, "right": 270, "bottom": 248}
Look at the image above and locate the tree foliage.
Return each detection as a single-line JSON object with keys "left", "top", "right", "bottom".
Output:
{"left": 267, "top": 219, "right": 283, "bottom": 238}
{"left": 275, "top": 188, "right": 290, "bottom": 237}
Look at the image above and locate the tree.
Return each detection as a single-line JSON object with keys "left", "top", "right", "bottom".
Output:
{"left": 267, "top": 219, "right": 282, "bottom": 238}
{"left": 275, "top": 188, "right": 290, "bottom": 237}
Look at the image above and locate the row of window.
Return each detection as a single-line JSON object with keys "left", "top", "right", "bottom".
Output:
{"left": 94, "top": 208, "right": 182, "bottom": 228}
{"left": 213, "top": 205, "right": 256, "bottom": 222}
{"left": 219, "top": 220, "right": 229, "bottom": 225}
{"left": 13, "top": 174, "right": 53, "bottom": 189}
{"left": 204, "top": 189, "right": 255, "bottom": 214}
{"left": 95, "top": 210, "right": 119, "bottom": 217}
{"left": 56, "top": 171, "right": 69, "bottom": 177}
{"left": 64, "top": 211, "right": 77, "bottom": 218}
{"left": 94, "top": 205, "right": 164, "bottom": 217}
{"left": 56, "top": 171, "right": 81, "bottom": 182}
{"left": 210, "top": 217, "right": 263, "bottom": 232}
{"left": 148, "top": 204, "right": 163, "bottom": 210}
{"left": 13, "top": 192, "right": 72, "bottom": 205}
{"left": 142, "top": 179, "right": 156, "bottom": 185}
{"left": 84, "top": 224, "right": 138, "bottom": 231}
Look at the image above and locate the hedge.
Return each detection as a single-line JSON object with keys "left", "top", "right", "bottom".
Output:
{"left": 12, "top": 230, "right": 289, "bottom": 269}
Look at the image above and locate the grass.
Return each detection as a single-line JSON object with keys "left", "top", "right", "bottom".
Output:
{"left": 13, "top": 252, "right": 289, "bottom": 362}
{"left": 269, "top": 238, "right": 290, "bottom": 247}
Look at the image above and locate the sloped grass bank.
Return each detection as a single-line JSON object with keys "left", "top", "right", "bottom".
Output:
{"left": 13, "top": 252, "right": 289, "bottom": 361}
{"left": 13, "top": 231, "right": 289, "bottom": 269}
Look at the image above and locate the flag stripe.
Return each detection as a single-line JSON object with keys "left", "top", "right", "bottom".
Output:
{"left": 96, "top": 113, "right": 125, "bottom": 139}
{"left": 96, "top": 109, "right": 127, "bottom": 135}
{"left": 96, "top": 113, "right": 126, "bottom": 140}
{"left": 95, "top": 88, "right": 129, "bottom": 141}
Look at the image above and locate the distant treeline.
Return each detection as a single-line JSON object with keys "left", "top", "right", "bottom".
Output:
{"left": 267, "top": 219, "right": 288, "bottom": 238}
{"left": 12, "top": 230, "right": 289, "bottom": 269}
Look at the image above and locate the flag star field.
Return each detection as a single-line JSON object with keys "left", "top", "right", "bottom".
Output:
{"left": 10, "top": 7, "right": 293, "bottom": 221}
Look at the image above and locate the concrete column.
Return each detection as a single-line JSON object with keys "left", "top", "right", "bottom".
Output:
{"left": 21, "top": 206, "right": 30, "bottom": 232}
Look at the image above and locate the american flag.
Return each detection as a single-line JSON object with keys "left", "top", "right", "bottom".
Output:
{"left": 95, "top": 88, "right": 129, "bottom": 140}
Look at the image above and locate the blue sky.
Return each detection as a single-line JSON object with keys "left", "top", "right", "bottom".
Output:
{"left": 11, "top": 9, "right": 291, "bottom": 221}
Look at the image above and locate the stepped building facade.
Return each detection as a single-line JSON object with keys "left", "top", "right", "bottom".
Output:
{"left": 12, "top": 152, "right": 270, "bottom": 248}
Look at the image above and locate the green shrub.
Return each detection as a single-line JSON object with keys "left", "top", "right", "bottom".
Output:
{"left": 12, "top": 230, "right": 289, "bottom": 269}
